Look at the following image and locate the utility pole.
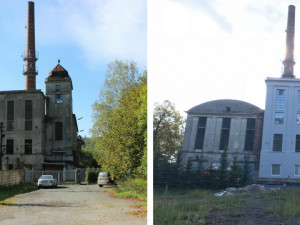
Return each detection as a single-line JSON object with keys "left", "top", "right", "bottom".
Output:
{"left": 0, "top": 122, "right": 5, "bottom": 170}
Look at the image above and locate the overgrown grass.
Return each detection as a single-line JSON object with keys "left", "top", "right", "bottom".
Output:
{"left": 0, "top": 183, "right": 37, "bottom": 203}
{"left": 113, "top": 178, "right": 147, "bottom": 201}
{"left": 266, "top": 189, "right": 300, "bottom": 219}
{"left": 154, "top": 187, "right": 300, "bottom": 225}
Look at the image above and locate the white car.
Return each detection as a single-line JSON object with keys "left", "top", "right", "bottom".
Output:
{"left": 37, "top": 175, "right": 58, "bottom": 188}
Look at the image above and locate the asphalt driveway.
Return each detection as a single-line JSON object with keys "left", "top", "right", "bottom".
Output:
{"left": 0, "top": 184, "right": 146, "bottom": 225}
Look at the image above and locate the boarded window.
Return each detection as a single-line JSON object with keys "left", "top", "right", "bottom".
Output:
{"left": 6, "top": 101, "right": 14, "bottom": 131}
{"left": 6, "top": 139, "right": 13, "bottom": 154}
{"left": 25, "top": 139, "right": 32, "bottom": 154}
{"left": 55, "top": 122, "right": 63, "bottom": 140}
{"left": 219, "top": 118, "right": 231, "bottom": 150}
{"left": 244, "top": 118, "right": 255, "bottom": 151}
{"left": 25, "top": 100, "right": 32, "bottom": 131}
{"left": 273, "top": 134, "right": 283, "bottom": 152}
{"left": 195, "top": 117, "right": 207, "bottom": 150}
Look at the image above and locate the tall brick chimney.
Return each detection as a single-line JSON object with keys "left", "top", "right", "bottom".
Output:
{"left": 282, "top": 5, "right": 296, "bottom": 78}
{"left": 23, "top": 1, "right": 38, "bottom": 90}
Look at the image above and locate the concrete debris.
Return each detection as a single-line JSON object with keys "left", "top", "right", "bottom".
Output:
{"left": 214, "top": 184, "right": 279, "bottom": 197}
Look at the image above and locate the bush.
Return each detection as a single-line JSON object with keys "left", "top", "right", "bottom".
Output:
{"left": 85, "top": 168, "right": 101, "bottom": 184}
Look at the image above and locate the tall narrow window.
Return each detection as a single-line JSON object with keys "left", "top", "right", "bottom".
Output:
{"left": 275, "top": 89, "right": 285, "bottom": 124}
{"left": 55, "top": 122, "right": 63, "bottom": 140}
{"left": 296, "top": 135, "right": 300, "bottom": 152}
{"left": 273, "top": 134, "right": 283, "bottom": 152}
{"left": 6, "top": 101, "right": 14, "bottom": 131}
{"left": 25, "top": 139, "right": 32, "bottom": 154}
{"left": 297, "top": 91, "right": 300, "bottom": 124}
{"left": 219, "top": 118, "right": 231, "bottom": 150}
{"left": 55, "top": 94, "right": 62, "bottom": 103}
{"left": 244, "top": 118, "right": 255, "bottom": 151}
{"left": 25, "top": 100, "right": 32, "bottom": 131}
{"left": 195, "top": 117, "right": 207, "bottom": 150}
{"left": 6, "top": 139, "right": 13, "bottom": 154}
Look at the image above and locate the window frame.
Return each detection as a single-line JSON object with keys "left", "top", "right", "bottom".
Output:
{"left": 271, "top": 164, "right": 280, "bottom": 176}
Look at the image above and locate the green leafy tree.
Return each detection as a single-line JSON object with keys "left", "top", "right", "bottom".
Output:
{"left": 153, "top": 100, "right": 185, "bottom": 162}
{"left": 91, "top": 60, "right": 147, "bottom": 179}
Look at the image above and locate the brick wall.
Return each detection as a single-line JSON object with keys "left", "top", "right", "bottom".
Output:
{"left": 0, "top": 170, "right": 24, "bottom": 187}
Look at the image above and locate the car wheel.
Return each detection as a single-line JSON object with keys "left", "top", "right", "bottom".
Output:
{"left": 99, "top": 185, "right": 103, "bottom": 187}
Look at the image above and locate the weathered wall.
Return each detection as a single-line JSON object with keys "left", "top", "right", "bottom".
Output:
{"left": 0, "top": 170, "right": 24, "bottom": 187}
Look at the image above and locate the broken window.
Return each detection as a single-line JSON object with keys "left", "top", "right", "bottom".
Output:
{"left": 25, "top": 139, "right": 32, "bottom": 154}
{"left": 25, "top": 100, "right": 32, "bottom": 131}
{"left": 272, "top": 134, "right": 283, "bottom": 152}
{"left": 55, "top": 122, "right": 63, "bottom": 141}
{"left": 244, "top": 118, "right": 255, "bottom": 151}
{"left": 55, "top": 94, "right": 62, "bottom": 103}
{"left": 219, "top": 118, "right": 231, "bottom": 150}
{"left": 6, "top": 101, "right": 14, "bottom": 131}
{"left": 194, "top": 117, "right": 207, "bottom": 150}
{"left": 6, "top": 139, "right": 13, "bottom": 154}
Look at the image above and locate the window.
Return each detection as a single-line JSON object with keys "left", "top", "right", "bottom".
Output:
{"left": 55, "top": 122, "right": 63, "bottom": 140}
{"left": 56, "top": 85, "right": 61, "bottom": 91}
{"left": 297, "top": 91, "right": 300, "bottom": 124}
{"left": 195, "top": 117, "right": 207, "bottom": 150}
{"left": 6, "top": 101, "right": 14, "bottom": 131}
{"left": 55, "top": 94, "right": 62, "bottom": 103}
{"left": 8, "top": 164, "right": 13, "bottom": 170}
{"left": 219, "top": 118, "right": 231, "bottom": 150}
{"left": 6, "top": 139, "right": 13, "bottom": 154}
{"left": 275, "top": 112, "right": 284, "bottom": 124}
{"left": 295, "top": 165, "right": 300, "bottom": 176}
{"left": 25, "top": 139, "right": 32, "bottom": 154}
{"left": 273, "top": 134, "right": 283, "bottom": 152}
{"left": 272, "top": 164, "right": 280, "bottom": 175}
{"left": 296, "top": 135, "right": 300, "bottom": 152}
{"left": 275, "top": 89, "right": 285, "bottom": 124}
{"left": 25, "top": 100, "right": 32, "bottom": 131}
{"left": 244, "top": 118, "right": 255, "bottom": 151}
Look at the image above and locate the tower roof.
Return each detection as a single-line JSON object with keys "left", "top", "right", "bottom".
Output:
{"left": 47, "top": 60, "right": 69, "bottom": 80}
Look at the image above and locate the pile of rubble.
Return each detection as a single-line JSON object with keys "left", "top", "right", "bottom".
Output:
{"left": 214, "top": 184, "right": 279, "bottom": 197}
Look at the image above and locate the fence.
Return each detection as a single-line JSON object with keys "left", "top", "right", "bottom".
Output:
{"left": 0, "top": 170, "right": 24, "bottom": 187}
{"left": 24, "top": 168, "right": 87, "bottom": 184}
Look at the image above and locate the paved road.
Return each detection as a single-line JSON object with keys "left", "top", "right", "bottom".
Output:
{"left": 0, "top": 185, "right": 146, "bottom": 225}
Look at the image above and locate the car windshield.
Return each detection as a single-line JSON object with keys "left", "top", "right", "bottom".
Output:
{"left": 99, "top": 173, "right": 108, "bottom": 177}
{"left": 40, "top": 175, "right": 53, "bottom": 179}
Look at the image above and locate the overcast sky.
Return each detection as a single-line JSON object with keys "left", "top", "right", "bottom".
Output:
{"left": 150, "top": 0, "right": 300, "bottom": 117}
{"left": 0, "top": 0, "right": 147, "bottom": 137}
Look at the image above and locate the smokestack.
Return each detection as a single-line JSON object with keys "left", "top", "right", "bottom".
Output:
{"left": 282, "top": 5, "right": 296, "bottom": 78}
{"left": 23, "top": 1, "right": 38, "bottom": 90}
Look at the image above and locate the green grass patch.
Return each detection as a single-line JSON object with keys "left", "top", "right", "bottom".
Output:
{"left": 113, "top": 178, "right": 147, "bottom": 201}
{"left": 0, "top": 183, "right": 37, "bottom": 203}
{"left": 266, "top": 189, "right": 300, "bottom": 219}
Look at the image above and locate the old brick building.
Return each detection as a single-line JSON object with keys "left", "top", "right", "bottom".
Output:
{"left": 0, "top": 2, "right": 79, "bottom": 171}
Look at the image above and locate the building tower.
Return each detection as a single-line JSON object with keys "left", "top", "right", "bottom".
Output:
{"left": 259, "top": 5, "right": 300, "bottom": 183}
{"left": 23, "top": 1, "right": 38, "bottom": 90}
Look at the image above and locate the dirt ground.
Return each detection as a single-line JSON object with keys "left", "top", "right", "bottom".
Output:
{"left": 0, "top": 184, "right": 146, "bottom": 225}
{"left": 204, "top": 196, "right": 298, "bottom": 225}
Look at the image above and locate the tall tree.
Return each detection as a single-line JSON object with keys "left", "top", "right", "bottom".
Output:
{"left": 153, "top": 100, "right": 185, "bottom": 162}
{"left": 91, "top": 60, "right": 147, "bottom": 179}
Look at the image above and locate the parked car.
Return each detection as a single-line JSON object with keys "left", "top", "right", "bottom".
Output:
{"left": 97, "top": 172, "right": 114, "bottom": 187}
{"left": 37, "top": 175, "right": 57, "bottom": 188}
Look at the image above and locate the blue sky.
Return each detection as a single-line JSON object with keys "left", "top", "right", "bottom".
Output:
{"left": 150, "top": 0, "right": 300, "bottom": 116}
{"left": 0, "top": 0, "right": 147, "bottom": 137}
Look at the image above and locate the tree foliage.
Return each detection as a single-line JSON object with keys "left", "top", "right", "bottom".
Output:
{"left": 91, "top": 60, "right": 147, "bottom": 179}
{"left": 78, "top": 137, "right": 98, "bottom": 168}
{"left": 153, "top": 100, "right": 185, "bottom": 162}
